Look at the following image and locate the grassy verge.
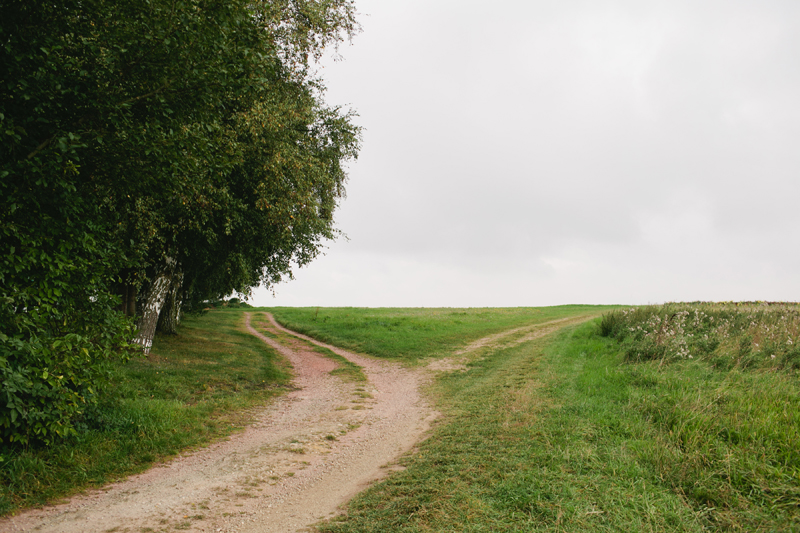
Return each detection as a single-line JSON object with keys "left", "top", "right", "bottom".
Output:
{"left": 313, "top": 345, "right": 368, "bottom": 383}
{"left": 267, "top": 306, "right": 608, "bottom": 363}
{"left": 600, "top": 303, "right": 800, "bottom": 529}
{"left": 316, "top": 318, "right": 800, "bottom": 531}
{"left": 0, "top": 309, "right": 288, "bottom": 515}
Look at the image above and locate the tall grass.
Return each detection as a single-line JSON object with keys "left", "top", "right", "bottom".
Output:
{"left": 600, "top": 302, "right": 800, "bottom": 529}
{"left": 600, "top": 302, "right": 800, "bottom": 370}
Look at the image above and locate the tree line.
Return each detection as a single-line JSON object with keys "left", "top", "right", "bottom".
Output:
{"left": 0, "top": 0, "right": 360, "bottom": 445}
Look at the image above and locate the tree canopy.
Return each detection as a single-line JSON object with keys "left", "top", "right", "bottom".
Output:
{"left": 0, "top": 0, "right": 360, "bottom": 445}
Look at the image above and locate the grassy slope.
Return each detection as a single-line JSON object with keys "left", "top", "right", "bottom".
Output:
{"left": 267, "top": 306, "right": 608, "bottom": 363}
{"left": 0, "top": 309, "right": 289, "bottom": 515}
{"left": 318, "top": 322, "right": 702, "bottom": 533}
{"left": 293, "top": 314, "right": 798, "bottom": 532}
{"left": 7, "top": 304, "right": 793, "bottom": 531}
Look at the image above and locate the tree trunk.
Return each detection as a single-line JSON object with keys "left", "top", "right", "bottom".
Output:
{"left": 126, "top": 284, "right": 137, "bottom": 317}
{"left": 116, "top": 279, "right": 137, "bottom": 317}
{"left": 133, "top": 257, "right": 176, "bottom": 354}
{"left": 157, "top": 270, "right": 184, "bottom": 335}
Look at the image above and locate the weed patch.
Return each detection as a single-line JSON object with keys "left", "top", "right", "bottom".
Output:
{"left": 600, "top": 302, "right": 800, "bottom": 370}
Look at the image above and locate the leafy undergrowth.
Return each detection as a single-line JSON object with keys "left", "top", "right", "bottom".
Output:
{"left": 0, "top": 309, "right": 289, "bottom": 516}
{"left": 319, "top": 317, "right": 800, "bottom": 532}
{"left": 267, "top": 306, "right": 608, "bottom": 363}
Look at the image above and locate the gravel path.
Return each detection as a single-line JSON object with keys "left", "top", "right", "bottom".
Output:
{"left": 2, "top": 313, "right": 435, "bottom": 533}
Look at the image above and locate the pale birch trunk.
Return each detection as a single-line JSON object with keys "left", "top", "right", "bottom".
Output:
{"left": 157, "top": 270, "right": 184, "bottom": 335}
{"left": 133, "top": 257, "right": 176, "bottom": 354}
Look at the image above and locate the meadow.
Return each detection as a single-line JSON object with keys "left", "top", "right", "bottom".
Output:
{"left": 299, "top": 303, "right": 800, "bottom": 532}
{"left": 2, "top": 303, "right": 798, "bottom": 532}
{"left": 267, "top": 305, "right": 604, "bottom": 362}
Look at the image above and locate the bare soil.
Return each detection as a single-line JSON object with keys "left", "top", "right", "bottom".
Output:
{"left": 1, "top": 312, "right": 594, "bottom": 533}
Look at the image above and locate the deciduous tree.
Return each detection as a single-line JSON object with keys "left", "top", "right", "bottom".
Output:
{"left": 0, "top": 0, "right": 359, "bottom": 443}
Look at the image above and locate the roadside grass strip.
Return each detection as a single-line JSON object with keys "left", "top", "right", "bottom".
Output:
{"left": 313, "top": 345, "right": 368, "bottom": 383}
{"left": 267, "top": 306, "right": 609, "bottom": 363}
{"left": 0, "top": 309, "right": 289, "bottom": 515}
{"left": 319, "top": 319, "right": 800, "bottom": 532}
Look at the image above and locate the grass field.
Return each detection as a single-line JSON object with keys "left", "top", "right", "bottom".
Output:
{"left": 0, "top": 309, "right": 290, "bottom": 515}
{"left": 3, "top": 303, "right": 798, "bottom": 532}
{"left": 289, "top": 304, "right": 799, "bottom": 532}
{"left": 268, "top": 306, "right": 606, "bottom": 363}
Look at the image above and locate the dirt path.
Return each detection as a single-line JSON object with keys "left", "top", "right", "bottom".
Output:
{"left": 3, "top": 313, "right": 434, "bottom": 533}
{"left": 2, "top": 312, "right": 596, "bottom": 533}
{"left": 427, "top": 314, "right": 598, "bottom": 372}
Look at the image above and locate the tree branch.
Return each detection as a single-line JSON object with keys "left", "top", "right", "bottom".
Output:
{"left": 26, "top": 137, "right": 54, "bottom": 160}
{"left": 118, "top": 82, "right": 173, "bottom": 107}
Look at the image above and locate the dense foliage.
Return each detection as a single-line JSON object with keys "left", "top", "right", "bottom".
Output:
{"left": 1, "top": 0, "right": 359, "bottom": 445}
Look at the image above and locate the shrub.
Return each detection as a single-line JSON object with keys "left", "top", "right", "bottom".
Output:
{"left": 0, "top": 312, "right": 136, "bottom": 446}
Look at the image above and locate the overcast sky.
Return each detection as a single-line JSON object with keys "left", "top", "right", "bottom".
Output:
{"left": 252, "top": 0, "right": 800, "bottom": 307}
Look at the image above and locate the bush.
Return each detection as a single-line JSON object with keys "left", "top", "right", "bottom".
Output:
{"left": 0, "top": 211, "right": 137, "bottom": 446}
{"left": 0, "top": 301, "right": 136, "bottom": 446}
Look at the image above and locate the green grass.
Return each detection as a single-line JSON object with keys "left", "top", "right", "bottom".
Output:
{"left": 599, "top": 303, "right": 800, "bottom": 529}
{"left": 266, "top": 306, "right": 608, "bottom": 363}
{"left": 247, "top": 315, "right": 367, "bottom": 382}
{"left": 313, "top": 317, "right": 800, "bottom": 532}
{"left": 0, "top": 309, "right": 289, "bottom": 515}
{"left": 7, "top": 303, "right": 795, "bottom": 531}
{"left": 313, "top": 345, "right": 368, "bottom": 382}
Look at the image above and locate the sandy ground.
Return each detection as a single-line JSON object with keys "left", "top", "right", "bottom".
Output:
{"left": 1, "top": 312, "right": 596, "bottom": 533}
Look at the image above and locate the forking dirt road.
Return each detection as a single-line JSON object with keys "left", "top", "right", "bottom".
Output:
{"left": 2, "top": 312, "right": 594, "bottom": 533}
